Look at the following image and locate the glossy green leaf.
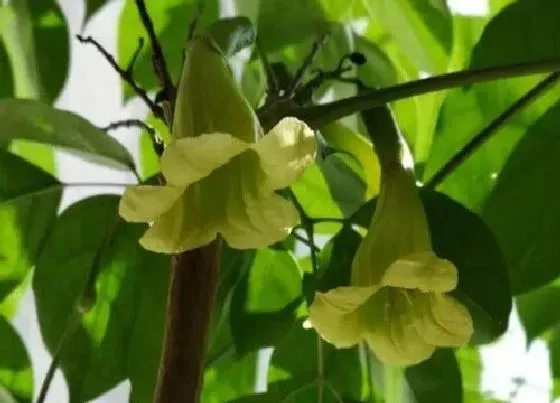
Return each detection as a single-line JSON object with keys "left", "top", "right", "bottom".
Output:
{"left": 0, "top": 99, "right": 134, "bottom": 170}
{"left": 0, "top": 148, "right": 60, "bottom": 304}
{"left": 517, "top": 284, "right": 560, "bottom": 343}
{"left": 352, "top": 190, "right": 511, "bottom": 344}
{"left": 363, "top": 0, "right": 453, "bottom": 73}
{"left": 267, "top": 319, "right": 364, "bottom": 402}
{"left": 405, "top": 349, "right": 462, "bottom": 403}
{"left": 208, "top": 17, "right": 256, "bottom": 57}
{"left": 33, "top": 195, "right": 170, "bottom": 402}
{"left": 0, "top": 317, "right": 33, "bottom": 403}
{"left": 230, "top": 247, "right": 302, "bottom": 355}
{"left": 118, "top": 0, "right": 219, "bottom": 100}
{"left": 483, "top": 101, "right": 560, "bottom": 294}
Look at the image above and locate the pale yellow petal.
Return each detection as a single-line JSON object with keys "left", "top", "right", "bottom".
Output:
{"left": 221, "top": 192, "right": 299, "bottom": 249}
{"left": 139, "top": 183, "right": 220, "bottom": 253}
{"left": 253, "top": 117, "right": 316, "bottom": 191}
{"left": 119, "top": 185, "right": 183, "bottom": 223}
{"left": 160, "top": 133, "right": 249, "bottom": 186}
{"left": 381, "top": 251, "right": 458, "bottom": 293}
{"left": 414, "top": 293, "right": 473, "bottom": 347}
{"left": 308, "top": 286, "right": 376, "bottom": 348}
{"left": 361, "top": 290, "right": 434, "bottom": 366}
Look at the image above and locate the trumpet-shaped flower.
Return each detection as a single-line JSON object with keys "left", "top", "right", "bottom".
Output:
{"left": 118, "top": 33, "right": 316, "bottom": 253}
{"left": 308, "top": 108, "right": 472, "bottom": 366}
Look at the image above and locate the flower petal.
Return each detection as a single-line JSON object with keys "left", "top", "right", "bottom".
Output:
{"left": 253, "top": 117, "right": 316, "bottom": 191}
{"left": 221, "top": 192, "right": 299, "bottom": 249}
{"left": 139, "top": 182, "right": 220, "bottom": 253}
{"left": 414, "top": 292, "right": 473, "bottom": 346}
{"left": 361, "top": 290, "right": 435, "bottom": 366}
{"left": 119, "top": 185, "right": 183, "bottom": 223}
{"left": 381, "top": 251, "right": 458, "bottom": 293}
{"left": 308, "top": 286, "right": 376, "bottom": 348}
{"left": 160, "top": 133, "right": 249, "bottom": 186}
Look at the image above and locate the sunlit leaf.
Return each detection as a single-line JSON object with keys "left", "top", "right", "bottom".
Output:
{"left": 0, "top": 317, "right": 32, "bottom": 403}
{"left": 33, "top": 195, "right": 170, "bottom": 402}
{"left": 230, "top": 247, "right": 302, "bottom": 355}
{"left": 0, "top": 99, "right": 134, "bottom": 170}
{"left": 0, "top": 148, "right": 60, "bottom": 305}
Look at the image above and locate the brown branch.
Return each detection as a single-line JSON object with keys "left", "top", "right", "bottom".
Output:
{"left": 101, "top": 119, "right": 164, "bottom": 157}
{"left": 134, "top": 0, "right": 176, "bottom": 124}
{"left": 152, "top": 241, "right": 221, "bottom": 403}
{"left": 76, "top": 35, "right": 164, "bottom": 120}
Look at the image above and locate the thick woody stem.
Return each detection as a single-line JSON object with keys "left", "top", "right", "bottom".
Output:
{"left": 153, "top": 241, "right": 221, "bottom": 403}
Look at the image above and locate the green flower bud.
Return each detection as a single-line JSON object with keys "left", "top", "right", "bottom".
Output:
{"left": 118, "top": 34, "right": 316, "bottom": 253}
{"left": 308, "top": 106, "right": 472, "bottom": 366}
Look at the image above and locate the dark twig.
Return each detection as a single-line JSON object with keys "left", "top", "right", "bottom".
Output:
{"left": 134, "top": 0, "right": 176, "bottom": 124}
{"left": 257, "top": 36, "right": 280, "bottom": 99}
{"left": 287, "top": 33, "right": 329, "bottom": 96}
{"left": 425, "top": 72, "right": 560, "bottom": 189}
{"left": 291, "top": 231, "right": 320, "bottom": 252}
{"left": 101, "top": 119, "right": 164, "bottom": 158}
{"left": 76, "top": 34, "right": 164, "bottom": 119}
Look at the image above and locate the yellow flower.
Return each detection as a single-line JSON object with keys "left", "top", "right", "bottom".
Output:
{"left": 118, "top": 33, "right": 316, "bottom": 253}
{"left": 308, "top": 108, "right": 472, "bottom": 366}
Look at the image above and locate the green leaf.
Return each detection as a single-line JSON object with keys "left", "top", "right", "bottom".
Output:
{"left": 0, "top": 317, "right": 33, "bottom": 403}
{"left": 0, "top": 99, "right": 134, "bottom": 170}
{"left": 267, "top": 319, "right": 365, "bottom": 402}
{"left": 0, "top": 148, "right": 61, "bottom": 304}
{"left": 118, "top": 0, "right": 219, "bottom": 100}
{"left": 256, "top": 0, "right": 329, "bottom": 52}
{"left": 423, "top": 191, "right": 511, "bottom": 344}
{"left": 315, "top": 225, "right": 362, "bottom": 292}
{"left": 202, "top": 353, "right": 258, "bottom": 403}
{"left": 208, "top": 17, "right": 256, "bottom": 57}
{"left": 292, "top": 153, "right": 366, "bottom": 223}
{"left": 84, "top": 0, "right": 109, "bottom": 23}
{"left": 549, "top": 327, "right": 560, "bottom": 399}
{"left": 0, "top": 40, "right": 14, "bottom": 98}
{"left": 320, "top": 122, "right": 380, "bottom": 200}
{"left": 363, "top": 0, "right": 453, "bottom": 73}
{"left": 230, "top": 247, "right": 302, "bottom": 355}
{"left": 351, "top": 190, "right": 512, "bottom": 343}
{"left": 405, "top": 349, "right": 462, "bottom": 403}
{"left": 29, "top": 0, "right": 69, "bottom": 104}
{"left": 470, "top": 0, "right": 560, "bottom": 128}
{"left": 33, "top": 195, "right": 170, "bottom": 402}
{"left": 482, "top": 101, "right": 560, "bottom": 294}
{"left": 517, "top": 284, "right": 560, "bottom": 343}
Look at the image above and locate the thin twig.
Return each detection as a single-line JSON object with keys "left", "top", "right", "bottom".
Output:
{"left": 134, "top": 0, "right": 176, "bottom": 124}
{"left": 36, "top": 311, "right": 80, "bottom": 403}
{"left": 425, "top": 72, "right": 560, "bottom": 188}
{"left": 287, "top": 33, "right": 329, "bottom": 96}
{"left": 257, "top": 36, "right": 279, "bottom": 98}
{"left": 274, "top": 59, "right": 560, "bottom": 129}
{"left": 101, "top": 119, "right": 164, "bottom": 157}
{"left": 291, "top": 231, "right": 320, "bottom": 252}
{"left": 76, "top": 34, "right": 164, "bottom": 119}
{"left": 187, "top": 2, "right": 203, "bottom": 42}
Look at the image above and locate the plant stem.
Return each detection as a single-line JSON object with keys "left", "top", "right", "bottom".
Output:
{"left": 384, "top": 365, "right": 404, "bottom": 403}
{"left": 35, "top": 311, "right": 80, "bottom": 403}
{"left": 425, "top": 72, "right": 560, "bottom": 189}
{"left": 268, "top": 59, "right": 560, "bottom": 129}
{"left": 152, "top": 241, "right": 221, "bottom": 403}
